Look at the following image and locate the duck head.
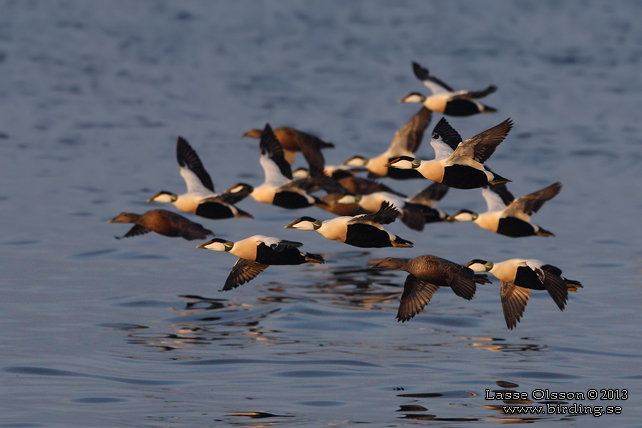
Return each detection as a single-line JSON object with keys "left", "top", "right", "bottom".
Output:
{"left": 336, "top": 194, "right": 362, "bottom": 205}
{"left": 384, "top": 156, "right": 421, "bottom": 169}
{"left": 241, "top": 128, "right": 263, "bottom": 138}
{"left": 197, "top": 238, "right": 234, "bottom": 252}
{"left": 225, "top": 183, "right": 254, "bottom": 197}
{"left": 446, "top": 209, "right": 479, "bottom": 222}
{"left": 466, "top": 259, "right": 494, "bottom": 272}
{"left": 108, "top": 212, "right": 139, "bottom": 223}
{"left": 147, "top": 191, "right": 177, "bottom": 203}
{"left": 399, "top": 92, "right": 427, "bottom": 104}
{"left": 371, "top": 257, "right": 409, "bottom": 270}
{"left": 284, "top": 216, "right": 322, "bottom": 231}
{"left": 342, "top": 155, "right": 369, "bottom": 167}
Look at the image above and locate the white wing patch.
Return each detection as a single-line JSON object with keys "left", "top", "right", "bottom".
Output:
{"left": 481, "top": 187, "right": 507, "bottom": 213}
{"left": 430, "top": 137, "right": 455, "bottom": 161}
{"left": 180, "top": 166, "right": 211, "bottom": 194}
{"left": 260, "top": 153, "right": 289, "bottom": 186}
{"left": 421, "top": 79, "right": 450, "bottom": 96}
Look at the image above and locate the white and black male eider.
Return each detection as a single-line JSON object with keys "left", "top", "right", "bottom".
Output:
{"left": 466, "top": 259, "right": 582, "bottom": 329}
{"left": 147, "top": 137, "right": 253, "bottom": 219}
{"left": 343, "top": 106, "right": 432, "bottom": 179}
{"left": 108, "top": 209, "right": 213, "bottom": 240}
{"left": 285, "top": 201, "right": 413, "bottom": 248}
{"left": 385, "top": 117, "right": 512, "bottom": 189}
{"left": 372, "top": 255, "right": 491, "bottom": 322}
{"left": 242, "top": 123, "right": 325, "bottom": 209}
{"left": 399, "top": 62, "right": 497, "bottom": 117}
{"left": 447, "top": 182, "right": 561, "bottom": 237}
{"left": 197, "top": 235, "right": 324, "bottom": 291}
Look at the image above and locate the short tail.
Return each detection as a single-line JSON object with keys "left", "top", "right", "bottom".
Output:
{"left": 536, "top": 227, "right": 555, "bottom": 237}
{"left": 565, "top": 279, "right": 583, "bottom": 293}
{"left": 304, "top": 253, "right": 325, "bottom": 264}
{"left": 320, "top": 141, "right": 335, "bottom": 149}
{"left": 234, "top": 208, "right": 254, "bottom": 219}
{"left": 313, "top": 196, "right": 329, "bottom": 207}
{"left": 481, "top": 105, "right": 497, "bottom": 113}
{"left": 391, "top": 236, "right": 414, "bottom": 248}
{"left": 489, "top": 171, "right": 510, "bottom": 185}
{"left": 473, "top": 273, "right": 492, "bottom": 285}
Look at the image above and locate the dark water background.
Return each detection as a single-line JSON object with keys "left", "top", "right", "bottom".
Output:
{"left": 1, "top": 1, "right": 641, "bottom": 426}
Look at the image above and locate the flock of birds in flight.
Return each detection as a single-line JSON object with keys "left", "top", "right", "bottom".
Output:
{"left": 109, "top": 62, "right": 582, "bottom": 330}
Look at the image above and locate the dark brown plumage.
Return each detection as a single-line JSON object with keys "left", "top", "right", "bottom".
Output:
{"left": 108, "top": 209, "right": 213, "bottom": 240}
{"left": 373, "top": 255, "right": 490, "bottom": 322}
{"left": 242, "top": 126, "right": 334, "bottom": 176}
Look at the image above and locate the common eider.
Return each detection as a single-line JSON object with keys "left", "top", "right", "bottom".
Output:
{"left": 285, "top": 201, "right": 413, "bottom": 248}
{"left": 399, "top": 62, "right": 497, "bottom": 116}
{"left": 385, "top": 117, "right": 512, "bottom": 189}
{"left": 108, "top": 209, "right": 213, "bottom": 240}
{"left": 447, "top": 182, "right": 561, "bottom": 237}
{"left": 245, "top": 124, "right": 326, "bottom": 209}
{"left": 147, "top": 137, "right": 253, "bottom": 219}
{"left": 466, "top": 259, "right": 582, "bottom": 329}
{"left": 343, "top": 106, "right": 432, "bottom": 179}
{"left": 197, "top": 235, "right": 324, "bottom": 291}
{"left": 372, "top": 255, "right": 491, "bottom": 322}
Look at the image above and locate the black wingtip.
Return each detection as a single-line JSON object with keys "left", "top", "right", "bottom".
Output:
{"left": 412, "top": 61, "right": 429, "bottom": 80}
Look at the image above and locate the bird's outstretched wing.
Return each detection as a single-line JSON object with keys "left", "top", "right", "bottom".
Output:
{"left": 177, "top": 137, "right": 215, "bottom": 192}
{"left": 388, "top": 106, "right": 432, "bottom": 155}
{"left": 500, "top": 280, "right": 530, "bottom": 330}
{"left": 222, "top": 259, "right": 269, "bottom": 291}
{"left": 397, "top": 274, "right": 440, "bottom": 322}
{"left": 412, "top": 61, "right": 454, "bottom": 93}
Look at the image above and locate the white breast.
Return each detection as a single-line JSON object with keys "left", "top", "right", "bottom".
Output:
{"left": 417, "top": 160, "right": 445, "bottom": 182}
{"left": 317, "top": 217, "right": 350, "bottom": 242}
{"left": 229, "top": 236, "right": 261, "bottom": 260}
{"left": 251, "top": 184, "right": 276, "bottom": 204}
{"left": 475, "top": 211, "right": 502, "bottom": 232}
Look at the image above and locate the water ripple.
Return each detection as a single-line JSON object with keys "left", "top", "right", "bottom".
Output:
{"left": 3, "top": 366, "right": 182, "bottom": 386}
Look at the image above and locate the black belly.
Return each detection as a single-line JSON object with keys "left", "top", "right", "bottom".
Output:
{"left": 443, "top": 99, "right": 480, "bottom": 116}
{"left": 255, "top": 244, "right": 306, "bottom": 265}
{"left": 514, "top": 266, "right": 545, "bottom": 290}
{"left": 497, "top": 217, "right": 537, "bottom": 237}
{"left": 442, "top": 165, "right": 489, "bottom": 189}
{"left": 385, "top": 168, "right": 425, "bottom": 180}
{"left": 345, "top": 224, "right": 393, "bottom": 248}
{"left": 195, "top": 201, "right": 234, "bottom": 219}
{"left": 273, "top": 191, "right": 314, "bottom": 209}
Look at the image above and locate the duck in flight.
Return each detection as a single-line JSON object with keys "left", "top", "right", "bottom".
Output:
{"left": 241, "top": 126, "right": 334, "bottom": 175}
{"left": 108, "top": 209, "right": 213, "bottom": 240}
{"left": 385, "top": 117, "right": 512, "bottom": 189}
{"left": 147, "top": 137, "right": 253, "bottom": 219}
{"left": 399, "top": 61, "right": 497, "bottom": 116}
{"left": 337, "top": 186, "right": 448, "bottom": 231}
{"left": 343, "top": 107, "right": 432, "bottom": 179}
{"left": 237, "top": 124, "right": 326, "bottom": 209}
{"left": 447, "top": 181, "right": 561, "bottom": 237}
{"left": 197, "top": 235, "right": 324, "bottom": 291}
{"left": 466, "top": 259, "right": 582, "bottom": 329}
{"left": 372, "top": 255, "right": 491, "bottom": 322}
{"left": 285, "top": 201, "right": 413, "bottom": 248}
